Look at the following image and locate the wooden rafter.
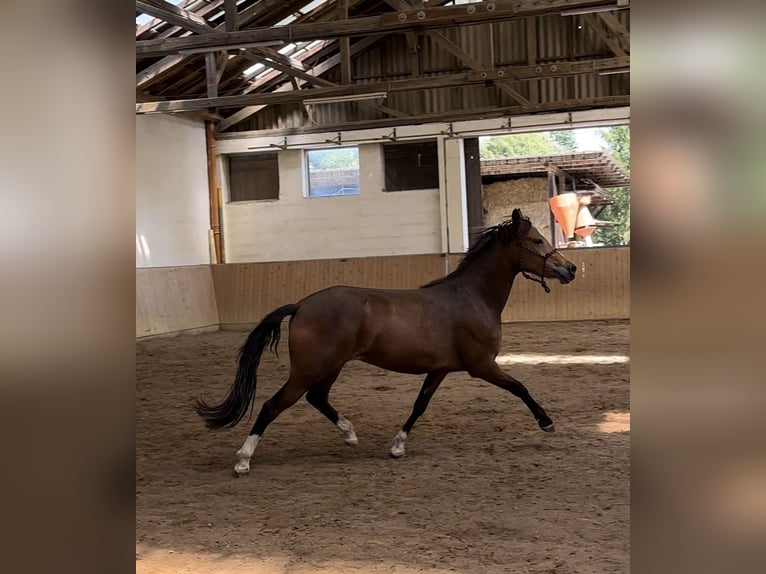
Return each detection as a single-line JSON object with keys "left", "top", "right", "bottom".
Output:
{"left": 136, "top": 1, "right": 620, "bottom": 58}
{"left": 137, "top": 56, "right": 629, "bottom": 113}
{"left": 426, "top": 30, "right": 530, "bottom": 105}
{"left": 135, "top": 0, "right": 210, "bottom": 34}
{"left": 217, "top": 34, "right": 384, "bottom": 131}
{"left": 137, "top": 0, "right": 290, "bottom": 89}
{"left": 582, "top": 14, "right": 626, "bottom": 58}
{"left": 223, "top": 0, "right": 238, "bottom": 32}
{"left": 218, "top": 95, "right": 630, "bottom": 137}
{"left": 238, "top": 50, "right": 408, "bottom": 119}
{"left": 598, "top": 12, "right": 630, "bottom": 53}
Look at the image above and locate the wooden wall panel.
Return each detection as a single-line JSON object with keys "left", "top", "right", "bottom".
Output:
{"left": 212, "top": 254, "right": 448, "bottom": 326}
{"left": 451, "top": 247, "right": 629, "bottom": 321}
{"left": 503, "top": 247, "right": 629, "bottom": 321}
{"left": 136, "top": 265, "right": 220, "bottom": 337}
{"left": 212, "top": 248, "right": 629, "bottom": 327}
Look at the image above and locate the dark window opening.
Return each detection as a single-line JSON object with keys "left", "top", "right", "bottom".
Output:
{"left": 228, "top": 153, "right": 280, "bottom": 202}
{"left": 384, "top": 140, "right": 439, "bottom": 191}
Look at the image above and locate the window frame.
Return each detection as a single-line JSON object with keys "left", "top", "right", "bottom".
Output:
{"left": 305, "top": 146, "right": 361, "bottom": 198}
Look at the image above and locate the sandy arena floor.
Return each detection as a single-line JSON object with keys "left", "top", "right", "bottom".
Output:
{"left": 136, "top": 319, "right": 629, "bottom": 574}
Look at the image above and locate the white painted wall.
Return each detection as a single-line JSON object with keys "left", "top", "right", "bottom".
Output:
{"left": 222, "top": 143, "right": 442, "bottom": 263}
{"left": 136, "top": 115, "right": 211, "bottom": 268}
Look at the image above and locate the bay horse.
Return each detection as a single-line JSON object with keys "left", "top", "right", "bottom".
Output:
{"left": 196, "top": 209, "right": 577, "bottom": 476}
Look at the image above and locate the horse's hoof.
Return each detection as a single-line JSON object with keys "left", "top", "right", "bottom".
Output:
{"left": 390, "top": 430, "right": 407, "bottom": 458}
{"left": 232, "top": 469, "right": 249, "bottom": 478}
{"left": 540, "top": 423, "right": 555, "bottom": 433}
{"left": 233, "top": 460, "right": 250, "bottom": 476}
{"left": 344, "top": 434, "right": 358, "bottom": 446}
{"left": 389, "top": 447, "right": 405, "bottom": 459}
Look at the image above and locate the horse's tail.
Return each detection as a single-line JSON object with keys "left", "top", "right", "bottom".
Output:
{"left": 195, "top": 303, "right": 299, "bottom": 429}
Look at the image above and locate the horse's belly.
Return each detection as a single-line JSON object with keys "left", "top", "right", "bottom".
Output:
{"left": 355, "top": 336, "right": 457, "bottom": 375}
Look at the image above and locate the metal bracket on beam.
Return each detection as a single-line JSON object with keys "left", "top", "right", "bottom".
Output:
{"left": 382, "top": 2, "right": 507, "bottom": 26}
{"left": 382, "top": 128, "right": 397, "bottom": 142}
{"left": 440, "top": 123, "right": 457, "bottom": 137}
{"left": 266, "top": 137, "right": 288, "bottom": 150}
{"left": 325, "top": 133, "right": 342, "bottom": 145}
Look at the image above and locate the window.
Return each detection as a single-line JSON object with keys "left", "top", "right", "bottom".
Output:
{"left": 384, "top": 140, "right": 439, "bottom": 191}
{"left": 306, "top": 147, "right": 360, "bottom": 197}
{"left": 228, "top": 153, "right": 280, "bottom": 202}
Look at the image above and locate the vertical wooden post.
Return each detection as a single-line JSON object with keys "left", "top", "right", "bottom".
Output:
{"left": 224, "top": 0, "right": 238, "bottom": 32}
{"left": 205, "top": 53, "right": 218, "bottom": 99}
{"left": 463, "top": 138, "right": 483, "bottom": 248}
{"left": 338, "top": 0, "right": 351, "bottom": 84}
{"left": 547, "top": 170, "right": 558, "bottom": 246}
{"left": 205, "top": 121, "right": 223, "bottom": 264}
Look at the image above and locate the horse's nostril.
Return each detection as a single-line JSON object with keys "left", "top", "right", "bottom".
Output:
{"left": 569, "top": 264, "right": 577, "bottom": 275}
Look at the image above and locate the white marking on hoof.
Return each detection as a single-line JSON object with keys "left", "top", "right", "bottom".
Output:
{"left": 234, "top": 434, "right": 260, "bottom": 475}
{"left": 390, "top": 430, "right": 408, "bottom": 458}
{"left": 233, "top": 459, "right": 250, "bottom": 476}
{"left": 541, "top": 423, "right": 555, "bottom": 433}
{"left": 337, "top": 415, "right": 358, "bottom": 446}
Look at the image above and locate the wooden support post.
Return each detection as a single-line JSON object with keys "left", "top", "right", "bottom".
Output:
{"left": 205, "top": 121, "right": 223, "bottom": 264}
{"left": 205, "top": 53, "right": 218, "bottom": 98}
{"left": 224, "top": 0, "right": 238, "bottom": 32}
{"left": 526, "top": 16, "right": 539, "bottom": 104}
{"left": 338, "top": 0, "right": 352, "bottom": 84}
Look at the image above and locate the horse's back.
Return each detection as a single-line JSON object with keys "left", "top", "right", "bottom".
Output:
{"left": 288, "top": 285, "right": 460, "bottom": 375}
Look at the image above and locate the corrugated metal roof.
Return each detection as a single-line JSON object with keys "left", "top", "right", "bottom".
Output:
{"left": 136, "top": 1, "right": 630, "bottom": 132}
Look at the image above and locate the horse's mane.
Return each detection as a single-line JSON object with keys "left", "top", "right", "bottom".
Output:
{"left": 420, "top": 214, "right": 531, "bottom": 288}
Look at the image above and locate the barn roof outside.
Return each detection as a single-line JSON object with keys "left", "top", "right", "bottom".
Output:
{"left": 480, "top": 151, "right": 630, "bottom": 188}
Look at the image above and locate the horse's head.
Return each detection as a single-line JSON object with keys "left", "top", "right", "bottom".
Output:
{"left": 511, "top": 208, "right": 577, "bottom": 292}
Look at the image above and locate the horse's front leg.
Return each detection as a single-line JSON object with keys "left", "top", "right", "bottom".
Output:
{"left": 470, "top": 363, "right": 554, "bottom": 432}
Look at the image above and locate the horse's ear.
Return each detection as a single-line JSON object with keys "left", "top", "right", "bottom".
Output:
{"left": 511, "top": 208, "right": 530, "bottom": 237}
{"left": 518, "top": 217, "right": 531, "bottom": 238}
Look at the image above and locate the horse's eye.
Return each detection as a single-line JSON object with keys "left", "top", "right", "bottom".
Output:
{"left": 533, "top": 239, "right": 544, "bottom": 245}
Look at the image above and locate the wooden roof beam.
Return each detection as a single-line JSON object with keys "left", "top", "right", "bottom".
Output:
{"left": 135, "top": 0, "right": 211, "bottom": 35}
{"left": 137, "top": 1, "right": 621, "bottom": 57}
{"left": 598, "top": 12, "right": 630, "bottom": 53}
{"left": 137, "top": 0, "right": 291, "bottom": 89}
{"left": 218, "top": 95, "right": 630, "bottom": 137}
{"left": 582, "top": 14, "right": 626, "bottom": 58}
{"left": 426, "top": 30, "right": 530, "bottom": 105}
{"left": 137, "top": 56, "right": 629, "bottom": 114}
{"left": 238, "top": 50, "right": 408, "bottom": 119}
{"left": 216, "top": 34, "right": 383, "bottom": 131}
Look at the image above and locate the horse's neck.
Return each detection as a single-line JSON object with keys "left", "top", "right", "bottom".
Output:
{"left": 464, "top": 243, "right": 519, "bottom": 315}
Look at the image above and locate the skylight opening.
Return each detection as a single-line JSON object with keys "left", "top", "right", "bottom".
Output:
{"left": 278, "top": 43, "right": 298, "bottom": 55}
{"left": 305, "top": 40, "right": 325, "bottom": 51}
{"left": 243, "top": 62, "right": 265, "bottom": 77}
{"left": 300, "top": 0, "right": 330, "bottom": 14}
{"left": 275, "top": 14, "right": 298, "bottom": 27}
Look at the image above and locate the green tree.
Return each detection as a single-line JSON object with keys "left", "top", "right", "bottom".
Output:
{"left": 595, "top": 125, "right": 630, "bottom": 245}
{"left": 549, "top": 130, "right": 578, "bottom": 153}
{"left": 307, "top": 148, "right": 359, "bottom": 171}
{"left": 479, "top": 133, "right": 557, "bottom": 159}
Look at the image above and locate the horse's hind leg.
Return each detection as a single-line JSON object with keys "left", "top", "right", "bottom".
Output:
{"left": 233, "top": 375, "right": 307, "bottom": 477}
{"left": 390, "top": 371, "right": 447, "bottom": 458}
{"left": 305, "top": 371, "right": 358, "bottom": 446}
{"left": 471, "top": 363, "right": 554, "bottom": 432}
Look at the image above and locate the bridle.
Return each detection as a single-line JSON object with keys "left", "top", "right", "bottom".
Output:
{"left": 518, "top": 238, "right": 558, "bottom": 294}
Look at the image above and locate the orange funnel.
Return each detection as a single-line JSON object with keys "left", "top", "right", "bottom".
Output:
{"left": 575, "top": 206, "right": 597, "bottom": 237}
{"left": 549, "top": 192, "right": 579, "bottom": 238}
